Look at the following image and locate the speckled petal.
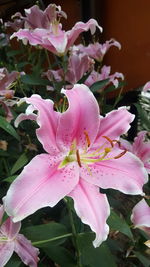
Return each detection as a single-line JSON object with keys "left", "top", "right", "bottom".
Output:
{"left": 56, "top": 84, "right": 100, "bottom": 150}
{"left": 131, "top": 199, "right": 150, "bottom": 235}
{"left": 15, "top": 234, "right": 39, "bottom": 267}
{"left": 4, "top": 153, "right": 79, "bottom": 222}
{"left": 81, "top": 150, "right": 148, "bottom": 195}
{"left": 0, "top": 242, "right": 14, "bottom": 267}
{"left": 68, "top": 179, "right": 110, "bottom": 247}
{"left": 94, "top": 107, "right": 135, "bottom": 147}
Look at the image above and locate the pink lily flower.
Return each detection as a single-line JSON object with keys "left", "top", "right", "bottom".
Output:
{"left": 74, "top": 39, "right": 121, "bottom": 62}
{"left": 121, "top": 131, "right": 150, "bottom": 174}
{"left": 44, "top": 52, "right": 94, "bottom": 85}
{"left": 131, "top": 199, "right": 150, "bottom": 236}
{"left": 0, "top": 205, "right": 39, "bottom": 267}
{"left": 6, "top": 4, "right": 67, "bottom": 31}
{"left": 3, "top": 84, "right": 148, "bottom": 247}
{"left": 11, "top": 18, "right": 102, "bottom": 56}
{"left": 0, "top": 67, "right": 21, "bottom": 98}
{"left": 0, "top": 68, "right": 24, "bottom": 121}
{"left": 85, "top": 65, "right": 124, "bottom": 89}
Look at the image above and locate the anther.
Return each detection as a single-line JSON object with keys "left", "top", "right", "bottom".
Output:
{"left": 112, "top": 139, "right": 121, "bottom": 148}
{"left": 84, "top": 131, "right": 91, "bottom": 147}
{"left": 102, "top": 136, "right": 114, "bottom": 147}
{"left": 76, "top": 149, "right": 82, "bottom": 167}
{"left": 114, "top": 149, "right": 127, "bottom": 159}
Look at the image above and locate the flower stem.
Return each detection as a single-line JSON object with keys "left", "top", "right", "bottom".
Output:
{"left": 65, "top": 198, "right": 82, "bottom": 267}
{"left": 32, "top": 233, "right": 72, "bottom": 246}
{"left": 45, "top": 50, "right": 52, "bottom": 69}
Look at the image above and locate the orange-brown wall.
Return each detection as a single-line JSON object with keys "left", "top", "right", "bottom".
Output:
{"left": 99, "top": 0, "right": 150, "bottom": 92}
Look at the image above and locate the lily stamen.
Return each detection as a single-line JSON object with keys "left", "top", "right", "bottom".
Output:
{"left": 76, "top": 149, "right": 82, "bottom": 167}
{"left": 102, "top": 136, "right": 114, "bottom": 147}
{"left": 114, "top": 149, "right": 127, "bottom": 159}
{"left": 112, "top": 139, "right": 121, "bottom": 148}
{"left": 84, "top": 130, "right": 91, "bottom": 147}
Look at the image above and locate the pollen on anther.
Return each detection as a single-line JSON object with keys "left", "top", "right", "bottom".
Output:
{"left": 76, "top": 149, "right": 82, "bottom": 167}
{"left": 84, "top": 131, "right": 91, "bottom": 147}
{"left": 114, "top": 149, "right": 127, "bottom": 159}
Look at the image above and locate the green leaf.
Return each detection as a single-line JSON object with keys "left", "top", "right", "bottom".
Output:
{"left": 90, "top": 79, "right": 110, "bottom": 92}
{"left": 134, "top": 103, "right": 150, "bottom": 130}
{"left": 0, "top": 115, "right": 20, "bottom": 140}
{"left": 78, "top": 233, "right": 117, "bottom": 267}
{"left": 78, "top": 71, "right": 91, "bottom": 84}
{"left": 3, "top": 175, "right": 17, "bottom": 183}
{"left": 104, "top": 80, "right": 126, "bottom": 93}
{"left": 22, "top": 222, "right": 69, "bottom": 247}
{"left": 44, "top": 246, "right": 76, "bottom": 267}
{"left": 7, "top": 50, "right": 22, "bottom": 57}
{"left": 0, "top": 150, "right": 9, "bottom": 157}
{"left": 107, "top": 210, "right": 133, "bottom": 240}
{"left": 134, "top": 251, "right": 150, "bottom": 267}
{"left": 20, "top": 74, "right": 50, "bottom": 85}
{"left": 10, "top": 153, "right": 28, "bottom": 175}
{"left": 5, "top": 254, "right": 21, "bottom": 267}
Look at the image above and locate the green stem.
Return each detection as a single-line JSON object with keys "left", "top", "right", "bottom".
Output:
{"left": 112, "top": 86, "right": 123, "bottom": 108}
{"left": 45, "top": 50, "right": 52, "bottom": 69}
{"left": 32, "top": 233, "right": 72, "bottom": 246}
{"left": 31, "top": 231, "right": 93, "bottom": 246}
{"left": 2, "top": 158, "right": 9, "bottom": 176}
{"left": 65, "top": 198, "right": 82, "bottom": 267}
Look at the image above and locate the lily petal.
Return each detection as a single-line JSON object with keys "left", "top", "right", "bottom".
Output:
{"left": 18, "top": 94, "right": 60, "bottom": 154}
{"left": 0, "top": 218, "right": 21, "bottom": 239}
{"left": 133, "top": 131, "right": 150, "bottom": 162}
{"left": 131, "top": 199, "right": 150, "bottom": 232}
{"left": 4, "top": 153, "right": 79, "bottom": 222}
{"left": 0, "top": 242, "right": 14, "bottom": 267}
{"left": 68, "top": 179, "right": 110, "bottom": 247}
{"left": 67, "top": 19, "right": 102, "bottom": 50}
{"left": 95, "top": 107, "right": 135, "bottom": 147}
{"left": 56, "top": 84, "right": 100, "bottom": 150}
{"left": 15, "top": 113, "right": 37, "bottom": 127}
{"left": 81, "top": 151, "right": 148, "bottom": 195}
{"left": 15, "top": 234, "right": 39, "bottom": 267}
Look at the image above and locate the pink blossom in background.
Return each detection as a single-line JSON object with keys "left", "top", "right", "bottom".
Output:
{"left": 131, "top": 199, "right": 150, "bottom": 236}
{"left": 44, "top": 52, "right": 94, "bottom": 86}
{"left": 143, "top": 81, "right": 150, "bottom": 92}
{"left": 85, "top": 65, "right": 124, "bottom": 89}
{"left": 4, "top": 84, "right": 148, "bottom": 247}
{"left": 0, "top": 67, "right": 21, "bottom": 98}
{"left": 121, "top": 131, "right": 150, "bottom": 174}
{"left": 0, "top": 205, "right": 39, "bottom": 267}
{"left": 5, "top": 13, "right": 24, "bottom": 31}
{"left": 5, "top": 4, "right": 67, "bottom": 31}
{"left": 74, "top": 39, "right": 121, "bottom": 62}
{"left": 11, "top": 8, "right": 102, "bottom": 56}
{"left": 0, "top": 68, "right": 23, "bottom": 121}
